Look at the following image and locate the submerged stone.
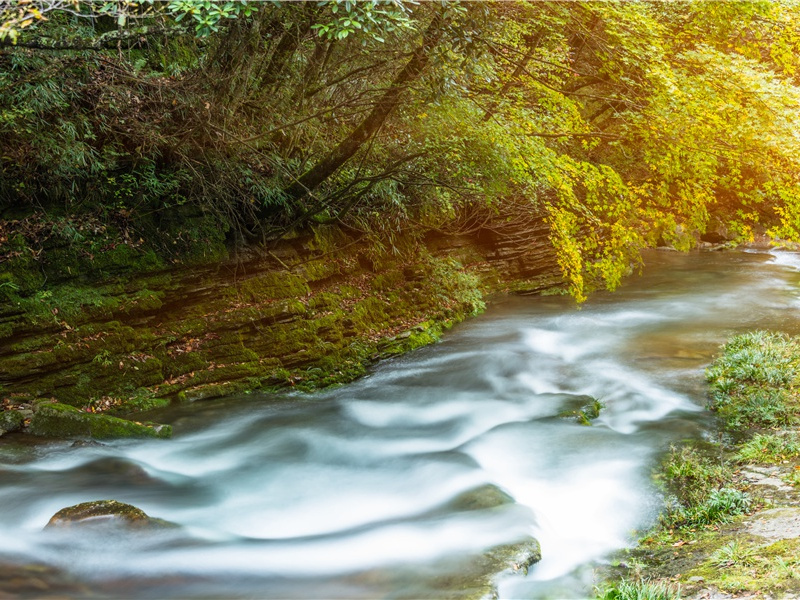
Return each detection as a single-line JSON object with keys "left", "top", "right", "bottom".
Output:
{"left": 29, "top": 402, "right": 171, "bottom": 440}
{"left": 558, "top": 395, "right": 605, "bottom": 426}
{"left": 45, "top": 500, "right": 177, "bottom": 530}
{"left": 449, "top": 484, "right": 515, "bottom": 512}
{"left": 481, "top": 537, "right": 542, "bottom": 577}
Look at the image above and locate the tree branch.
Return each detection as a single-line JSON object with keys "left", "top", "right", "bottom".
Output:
{"left": 4, "top": 25, "right": 190, "bottom": 51}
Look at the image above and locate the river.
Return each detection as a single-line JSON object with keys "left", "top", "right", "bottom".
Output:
{"left": 2, "top": 248, "right": 800, "bottom": 599}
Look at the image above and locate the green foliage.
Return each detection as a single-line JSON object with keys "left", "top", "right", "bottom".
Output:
{"left": 311, "top": 0, "right": 413, "bottom": 43}
{"left": 706, "top": 331, "right": 800, "bottom": 430}
{"left": 596, "top": 578, "right": 681, "bottom": 600}
{"left": 737, "top": 433, "right": 800, "bottom": 464}
{"left": 168, "top": 1, "right": 258, "bottom": 36}
{"left": 5, "top": 1, "right": 800, "bottom": 298}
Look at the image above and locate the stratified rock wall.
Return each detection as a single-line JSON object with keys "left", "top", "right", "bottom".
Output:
{"left": 0, "top": 223, "right": 561, "bottom": 414}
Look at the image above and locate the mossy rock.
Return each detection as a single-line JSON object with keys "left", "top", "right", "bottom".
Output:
{"left": 0, "top": 410, "right": 25, "bottom": 435}
{"left": 481, "top": 537, "right": 542, "bottom": 577}
{"left": 558, "top": 395, "right": 605, "bottom": 426}
{"left": 29, "top": 403, "right": 171, "bottom": 440}
{"left": 45, "top": 500, "right": 177, "bottom": 530}
{"left": 231, "top": 271, "right": 310, "bottom": 302}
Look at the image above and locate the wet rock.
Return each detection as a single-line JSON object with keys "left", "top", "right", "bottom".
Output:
{"left": 481, "top": 537, "right": 542, "bottom": 577}
{"left": 72, "top": 457, "right": 159, "bottom": 487}
{"left": 0, "top": 409, "right": 25, "bottom": 435}
{"left": 746, "top": 507, "right": 800, "bottom": 541}
{"left": 70, "top": 439, "right": 106, "bottom": 449}
{"left": 0, "top": 560, "right": 91, "bottom": 597}
{"left": 449, "top": 484, "right": 515, "bottom": 512}
{"left": 45, "top": 500, "right": 177, "bottom": 531}
{"left": 360, "top": 536, "right": 542, "bottom": 600}
{"left": 29, "top": 402, "right": 172, "bottom": 440}
{"left": 558, "top": 395, "right": 605, "bottom": 426}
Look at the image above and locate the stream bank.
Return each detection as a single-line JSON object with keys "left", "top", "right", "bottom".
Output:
{"left": 0, "top": 218, "right": 562, "bottom": 438}
{"left": 599, "top": 330, "right": 800, "bottom": 600}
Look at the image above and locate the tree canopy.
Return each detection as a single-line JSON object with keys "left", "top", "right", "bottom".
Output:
{"left": 3, "top": 0, "right": 800, "bottom": 299}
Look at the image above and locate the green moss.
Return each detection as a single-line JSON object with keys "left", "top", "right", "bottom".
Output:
{"left": 230, "top": 272, "right": 310, "bottom": 302}
{"left": 301, "top": 258, "right": 341, "bottom": 283}
{"left": 307, "top": 291, "right": 343, "bottom": 311}
{"left": 113, "top": 393, "right": 170, "bottom": 414}
{"left": 0, "top": 410, "right": 25, "bottom": 434}
{"left": 29, "top": 402, "right": 171, "bottom": 439}
{"left": 371, "top": 271, "right": 404, "bottom": 292}
{"left": 89, "top": 245, "right": 164, "bottom": 276}
{"left": 1, "top": 235, "right": 46, "bottom": 294}
{"left": 350, "top": 296, "right": 389, "bottom": 329}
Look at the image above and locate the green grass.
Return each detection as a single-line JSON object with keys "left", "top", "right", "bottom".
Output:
{"left": 661, "top": 444, "right": 728, "bottom": 507}
{"left": 711, "top": 540, "right": 757, "bottom": 568}
{"left": 737, "top": 433, "right": 800, "bottom": 464}
{"left": 659, "top": 444, "right": 751, "bottom": 528}
{"left": 596, "top": 578, "right": 681, "bottom": 600}
{"left": 666, "top": 487, "right": 751, "bottom": 529}
{"left": 706, "top": 331, "right": 800, "bottom": 430}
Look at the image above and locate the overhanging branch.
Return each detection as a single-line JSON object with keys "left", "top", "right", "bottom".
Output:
{"left": 4, "top": 25, "right": 190, "bottom": 51}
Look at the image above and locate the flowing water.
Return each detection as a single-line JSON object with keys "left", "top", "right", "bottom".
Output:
{"left": 2, "top": 249, "right": 800, "bottom": 599}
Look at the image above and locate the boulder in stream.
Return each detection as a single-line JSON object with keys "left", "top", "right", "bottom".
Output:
{"left": 0, "top": 409, "right": 25, "bottom": 435}
{"left": 29, "top": 402, "right": 171, "bottom": 440}
{"left": 45, "top": 500, "right": 177, "bottom": 531}
{"left": 449, "top": 484, "right": 515, "bottom": 512}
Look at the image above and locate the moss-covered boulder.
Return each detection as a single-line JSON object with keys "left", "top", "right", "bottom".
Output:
{"left": 45, "top": 500, "right": 176, "bottom": 530}
{"left": 0, "top": 409, "right": 25, "bottom": 435}
{"left": 29, "top": 403, "right": 171, "bottom": 440}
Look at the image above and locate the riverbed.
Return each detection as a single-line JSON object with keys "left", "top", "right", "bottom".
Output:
{"left": 2, "top": 248, "right": 799, "bottom": 598}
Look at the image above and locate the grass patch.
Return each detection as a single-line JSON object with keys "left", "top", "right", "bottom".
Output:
{"left": 711, "top": 540, "right": 757, "bottom": 568}
{"left": 658, "top": 444, "right": 751, "bottom": 529}
{"left": 706, "top": 330, "right": 800, "bottom": 431}
{"left": 667, "top": 487, "right": 751, "bottom": 529}
{"left": 595, "top": 578, "right": 681, "bottom": 600}
{"left": 661, "top": 444, "right": 728, "bottom": 507}
{"left": 737, "top": 432, "right": 800, "bottom": 464}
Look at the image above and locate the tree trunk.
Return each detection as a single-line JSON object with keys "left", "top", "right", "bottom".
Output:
{"left": 263, "top": 13, "right": 443, "bottom": 216}
{"left": 482, "top": 31, "right": 542, "bottom": 122}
